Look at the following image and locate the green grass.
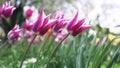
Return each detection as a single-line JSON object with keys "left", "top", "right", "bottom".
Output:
{"left": 0, "top": 31, "right": 120, "bottom": 68}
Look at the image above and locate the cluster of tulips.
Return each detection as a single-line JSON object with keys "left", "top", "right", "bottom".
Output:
{"left": 8, "top": 9, "right": 91, "bottom": 43}
{"left": 0, "top": 1, "right": 92, "bottom": 68}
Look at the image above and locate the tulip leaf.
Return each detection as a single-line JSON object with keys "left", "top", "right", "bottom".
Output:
{"left": 92, "top": 38, "right": 115, "bottom": 68}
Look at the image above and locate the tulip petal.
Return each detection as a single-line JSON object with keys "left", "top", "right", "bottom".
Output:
{"left": 71, "top": 18, "right": 86, "bottom": 32}
{"left": 39, "top": 20, "right": 56, "bottom": 35}
{"left": 24, "top": 20, "right": 34, "bottom": 30}
{"left": 72, "top": 25, "right": 92, "bottom": 36}
{"left": 0, "top": 7, "right": 3, "bottom": 15}
{"left": 54, "top": 20, "right": 65, "bottom": 32}
{"left": 33, "top": 10, "right": 44, "bottom": 32}
{"left": 43, "top": 16, "right": 50, "bottom": 26}
{"left": 53, "top": 11, "right": 64, "bottom": 20}
{"left": 67, "top": 11, "right": 78, "bottom": 30}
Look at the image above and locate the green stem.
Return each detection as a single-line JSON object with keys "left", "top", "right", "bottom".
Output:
{"left": 39, "top": 32, "right": 53, "bottom": 54}
{"left": 45, "top": 33, "right": 70, "bottom": 68}
{"left": 19, "top": 34, "right": 37, "bottom": 68}
{"left": 35, "top": 32, "right": 52, "bottom": 67}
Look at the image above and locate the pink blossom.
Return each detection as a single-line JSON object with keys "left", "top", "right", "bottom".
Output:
{"left": 55, "top": 29, "right": 68, "bottom": 42}
{"left": 7, "top": 24, "right": 22, "bottom": 43}
{"left": 53, "top": 11, "right": 65, "bottom": 20}
{"left": 0, "top": 1, "right": 16, "bottom": 18}
{"left": 32, "top": 10, "right": 56, "bottom": 35}
{"left": 53, "top": 20, "right": 68, "bottom": 32}
{"left": 24, "top": 30, "right": 34, "bottom": 38}
{"left": 38, "top": 16, "right": 57, "bottom": 35}
{"left": 32, "top": 10, "right": 45, "bottom": 32}
{"left": 0, "top": 7, "right": 3, "bottom": 16}
{"left": 53, "top": 11, "right": 68, "bottom": 32}
{"left": 23, "top": 19, "right": 34, "bottom": 30}
{"left": 24, "top": 7, "right": 34, "bottom": 17}
{"left": 67, "top": 11, "right": 92, "bottom": 36}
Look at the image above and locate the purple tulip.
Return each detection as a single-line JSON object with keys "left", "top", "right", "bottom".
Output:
{"left": 25, "top": 8, "right": 33, "bottom": 17}
{"left": 53, "top": 11, "right": 65, "bottom": 20}
{"left": 67, "top": 11, "right": 78, "bottom": 31}
{"left": 39, "top": 16, "right": 57, "bottom": 36}
{"left": 71, "top": 25, "right": 91, "bottom": 36}
{"left": 53, "top": 11, "right": 68, "bottom": 32}
{"left": 32, "top": 9, "right": 45, "bottom": 32}
{"left": 24, "top": 30, "right": 34, "bottom": 38}
{"left": 32, "top": 10, "right": 56, "bottom": 36}
{"left": 0, "top": 1, "right": 16, "bottom": 18}
{"left": 0, "top": 7, "right": 3, "bottom": 16}
{"left": 67, "top": 11, "right": 92, "bottom": 36}
{"left": 55, "top": 29, "right": 68, "bottom": 42}
{"left": 23, "top": 19, "right": 34, "bottom": 30}
{"left": 7, "top": 24, "right": 22, "bottom": 43}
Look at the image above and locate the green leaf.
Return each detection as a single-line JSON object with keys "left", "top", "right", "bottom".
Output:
{"left": 107, "top": 46, "right": 120, "bottom": 68}
{"left": 92, "top": 38, "right": 115, "bottom": 68}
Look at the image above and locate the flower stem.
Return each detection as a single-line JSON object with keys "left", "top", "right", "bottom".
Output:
{"left": 45, "top": 33, "right": 70, "bottom": 68}
{"left": 39, "top": 31, "right": 53, "bottom": 54}
{"left": 19, "top": 34, "right": 37, "bottom": 68}
{"left": 35, "top": 31, "right": 53, "bottom": 67}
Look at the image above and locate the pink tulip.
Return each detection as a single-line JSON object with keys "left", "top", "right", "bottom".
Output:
{"left": 53, "top": 11, "right": 68, "bottom": 32}
{"left": 53, "top": 11, "right": 65, "bottom": 20}
{"left": 0, "top": 1, "right": 16, "bottom": 18}
{"left": 24, "top": 30, "right": 34, "bottom": 38}
{"left": 71, "top": 25, "right": 91, "bottom": 36}
{"left": 32, "top": 10, "right": 56, "bottom": 35}
{"left": 0, "top": 7, "right": 3, "bottom": 16}
{"left": 32, "top": 10, "right": 45, "bottom": 32}
{"left": 7, "top": 24, "right": 22, "bottom": 43}
{"left": 23, "top": 19, "right": 34, "bottom": 30}
{"left": 67, "top": 11, "right": 92, "bottom": 36}
{"left": 53, "top": 20, "right": 68, "bottom": 32}
{"left": 25, "top": 8, "right": 33, "bottom": 17}
{"left": 38, "top": 16, "right": 57, "bottom": 35}
{"left": 55, "top": 29, "right": 68, "bottom": 42}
